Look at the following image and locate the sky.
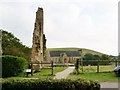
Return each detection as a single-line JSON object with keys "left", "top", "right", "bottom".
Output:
{"left": 0, "top": 0, "right": 119, "bottom": 56}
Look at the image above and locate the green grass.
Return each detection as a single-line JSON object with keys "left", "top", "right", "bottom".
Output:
{"left": 68, "top": 72, "right": 119, "bottom": 82}
{"left": 68, "top": 65, "right": 119, "bottom": 82}
{"left": 79, "top": 65, "right": 116, "bottom": 73}
{"left": 99, "top": 65, "right": 116, "bottom": 72}
{"left": 47, "top": 47, "right": 103, "bottom": 56}
{"left": 3, "top": 67, "right": 68, "bottom": 80}
{"left": 30, "top": 67, "right": 68, "bottom": 79}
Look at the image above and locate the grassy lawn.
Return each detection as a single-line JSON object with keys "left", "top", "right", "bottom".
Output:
{"left": 79, "top": 65, "right": 116, "bottom": 73}
{"left": 68, "top": 72, "right": 119, "bottom": 82}
{"left": 2, "top": 65, "right": 119, "bottom": 82}
{"left": 99, "top": 65, "right": 116, "bottom": 72}
{"left": 68, "top": 65, "right": 119, "bottom": 82}
{"left": 3, "top": 67, "right": 68, "bottom": 80}
{"left": 30, "top": 66, "right": 68, "bottom": 79}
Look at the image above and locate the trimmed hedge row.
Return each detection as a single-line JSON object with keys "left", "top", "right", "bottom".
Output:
{"left": 2, "top": 55, "right": 28, "bottom": 78}
{"left": 2, "top": 78, "right": 100, "bottom": 90}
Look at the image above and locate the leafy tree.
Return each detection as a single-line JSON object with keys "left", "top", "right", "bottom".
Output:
{"left": 100, "top": 54, "right": 110, "bottom": 60}
{"left": 1, "top": 29, "right": 31, "bottom": 60}
{"left": 83, "top": 53, "right": 95, "bottom": 65}
{"left": 83, "top": 53, "right": 106, "bottom": 65}
{"left": 99, "top": 54, "right": 111, "bottom": 65}
{"left": 93, "top": 55, "right": 101, "bottom": 60}
{"left": 83, "top": 53, "right": 94, "bottom": 60}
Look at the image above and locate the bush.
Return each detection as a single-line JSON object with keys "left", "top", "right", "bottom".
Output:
{"left": 2, "top": 55, "right": 28, "bottom": 78}
{"left": 2, "top": 78, "right": 100, "bottom": 90}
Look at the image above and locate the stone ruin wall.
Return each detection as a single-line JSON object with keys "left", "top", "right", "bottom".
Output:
{"left": 31, "top": 8, "right": 46, "bottom": 71}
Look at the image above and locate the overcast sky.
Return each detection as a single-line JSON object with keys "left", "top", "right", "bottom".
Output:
{"left": 0, "top": 0, "right": 119, "bottom": 55}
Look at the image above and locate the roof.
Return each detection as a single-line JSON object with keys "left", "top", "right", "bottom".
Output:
{"left": 49, "top": 51, "right": 81, "bottom": 57}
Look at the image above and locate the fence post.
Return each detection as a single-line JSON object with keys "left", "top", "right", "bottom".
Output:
{"left": 115, "top": 59, "right": 117, "bottom": 67}
{"left": 97, "top": 60, "right": 99, "bottom": 73}
{"left": 31, "top": 62, "right": 33, "bottom": 76}
{"left": 51, "top": 61, "right": 53, "bottom": 75}
{"left": 81, "top": 59, "right": 83, "bottom": 73}
{"left": 78, "top": 49, "right": 83, "bottom": 73}
{"left": 75, "top": 59, "right": 80, "bottom": 74}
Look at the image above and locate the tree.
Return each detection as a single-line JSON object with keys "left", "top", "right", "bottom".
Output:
{"left": 93, "top": 55, "right": 101, "bottom": 60}
{"left": 101, "top": 54, "right": 110, "bottom": 60}
{"left": 83, "top": 53, "right": 94, "bottom": 60}
{"left": 99, "top": 54, "right": 111, "bottom": 65}
{"left": 83, "top": 53, "right": 101, "bottom": 65}
{"left": 1, "top": 29, "right": 31, "bottom": 60}
{"left": 83, "top": 53, "right": 95, "bottom": 65}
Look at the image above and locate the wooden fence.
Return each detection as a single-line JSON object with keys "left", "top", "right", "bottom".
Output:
{"left": 77, "top": 60, "right": 120, "bottom": 73}
{"left": 30, "top": 61, "right": 54, "bottom": 75}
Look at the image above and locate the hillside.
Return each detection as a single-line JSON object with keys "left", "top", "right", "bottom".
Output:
{"left": 1, "top": 29, "right": 110, "bottom": 60}
{"left": 47, "top": 47, "right": 104, "bottom": 56}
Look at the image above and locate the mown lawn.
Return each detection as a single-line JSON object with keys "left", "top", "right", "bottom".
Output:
{"left": 68, "top": 65, "right": 119, "bottom": 82}
{"left": 79, "top": 65, "right": 116, "bottom": 73}
{"left": 3, "top": 67, "right": 68, "bottom": 80}
{"left": 30, "top": 67, "right": 68, "bottom": 79}
{"left": 68, "top": 72, "right": 119, "bottom": 82}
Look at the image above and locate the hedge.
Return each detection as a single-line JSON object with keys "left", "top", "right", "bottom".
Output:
{"left": 2, "top": 55, "right": 28, "bottom": 78}
{"left": 2, "top": 78, "right": 100, "bottom": 90}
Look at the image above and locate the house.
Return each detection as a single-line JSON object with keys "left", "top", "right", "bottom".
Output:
{"left": 47, "top": 51, "right": 81, "bottom": 64}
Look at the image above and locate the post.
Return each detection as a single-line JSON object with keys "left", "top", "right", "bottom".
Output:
{"left": 78, "top": 49, "right": 83, "bottom": 73}
{"left": 51, "top": 61, "right": 53, "bottom": 75}
{"left": 97, "top": 60, "right": 99, "bottom": 73}
{"left": 81, "top": 59, "right": 83, "bottom": 73}
{"left": 75, "top": 59, "right": 80, "bottom": 74}
{"left": 115, "top": 58, "right": 118, "bottom": 67}
{"left": 115, "top": 60, "right": 117, "bottom": 67}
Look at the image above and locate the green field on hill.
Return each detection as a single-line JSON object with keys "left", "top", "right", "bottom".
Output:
{"left": 47, "top": 47, "right": 104, "bottom": 56}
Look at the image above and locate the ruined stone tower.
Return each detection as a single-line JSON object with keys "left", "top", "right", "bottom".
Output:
{"left": 31, "top": 7, "right": 46, "bottom": 71}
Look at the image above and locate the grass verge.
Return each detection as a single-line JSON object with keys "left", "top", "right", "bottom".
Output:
{"left": 79, "top": 65, "right": 116, "bottom": 73}
{"left": 68, "top": 72, "right": 120, "bottom": 82}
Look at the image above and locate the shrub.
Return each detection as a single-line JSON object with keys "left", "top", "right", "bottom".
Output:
{"left": 2, "top": 78, "right": 100, "bottom": 90}
{"left": 2, "top": 55, "right": 28, "bottom": 78}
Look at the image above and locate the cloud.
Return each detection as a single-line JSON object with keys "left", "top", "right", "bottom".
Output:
{"left": 0, "top": 0, "right": 118, "bottom": 55}
{"left": 43, "top": 1, "right": 118, "bottom": 55}
{"left": 0, "top": 2, "right": 35, "bottom": 47}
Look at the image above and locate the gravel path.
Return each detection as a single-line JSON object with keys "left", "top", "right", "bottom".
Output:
{"left": 100, "top": 82, "right": 120, "bottom": 90}
{"left": 54, "top": 66, "right": 74, "bottom": 79}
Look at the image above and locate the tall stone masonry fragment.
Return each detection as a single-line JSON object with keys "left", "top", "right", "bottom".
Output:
{"left": 31, "top": 7, "right": 46, "bottom": 71}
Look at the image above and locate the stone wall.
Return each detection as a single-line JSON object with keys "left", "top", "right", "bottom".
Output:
{"left": 31, "top": 8, "right": 46, "bottom": 71}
